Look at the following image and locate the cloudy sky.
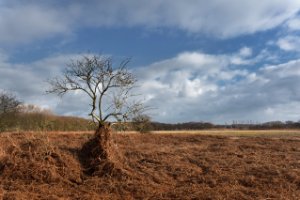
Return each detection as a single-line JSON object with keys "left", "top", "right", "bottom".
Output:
{"left": 1, "top": 0, "right": 300, "bottom": 123}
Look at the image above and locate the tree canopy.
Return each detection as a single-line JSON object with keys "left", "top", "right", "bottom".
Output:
{"left": 0, "top": 91, "right": 21, "bottom": 115}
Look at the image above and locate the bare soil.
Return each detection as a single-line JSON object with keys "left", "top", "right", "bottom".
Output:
{"left": 0, "top": 131, "right": 299, "bottom": 200}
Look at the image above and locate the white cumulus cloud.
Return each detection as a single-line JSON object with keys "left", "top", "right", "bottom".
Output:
{"left": 277, "top": 35, "right": 300, "bottom": 51}
{"left": 1, "top": 49, "right": 300, "bottom": 123}
{"left": 135, "top": 51, "right": 300, "bottom": 123}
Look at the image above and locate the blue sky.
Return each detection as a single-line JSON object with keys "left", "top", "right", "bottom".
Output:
{"left": 1, "top": 0, "right": 300, "bottom": 123}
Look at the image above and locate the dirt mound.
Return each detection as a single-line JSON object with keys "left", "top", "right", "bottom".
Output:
{"left": 79, "top": 126, "right": 127, "bottom": 179}
{"left": 0, "top": 134, "right": 82, "bottom": 185}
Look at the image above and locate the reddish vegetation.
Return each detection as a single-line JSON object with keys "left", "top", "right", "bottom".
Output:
{"left": 0, "top": 132, "right": 299, "bottom": 199}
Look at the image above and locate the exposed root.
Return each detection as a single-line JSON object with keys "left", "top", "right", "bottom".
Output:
{"left": 80, "top": 125, "right": 127, "bottom": 179}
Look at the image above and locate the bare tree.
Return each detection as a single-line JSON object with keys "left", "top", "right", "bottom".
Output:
{"left": 47, "top": 55, "right": 144, "bottom": 130}
{"left": 0, "top": 91, "right": 21, "bottom": 115}
{"left": 47, "top": 55, "right": 146, "bottom": 175}
{"left": 132, "top": 114, "right": 153, "bottom": 133}
{"left": 0, "top": 91, "right": 22, "bottom": 132}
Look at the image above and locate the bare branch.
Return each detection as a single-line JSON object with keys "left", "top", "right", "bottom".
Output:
{"left": 47, "top": 54, "right": 145, "bottom": 127}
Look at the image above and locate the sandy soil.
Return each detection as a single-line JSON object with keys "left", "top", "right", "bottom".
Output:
{"left": 0, "top": 131, "right": 299, "bottom": 199}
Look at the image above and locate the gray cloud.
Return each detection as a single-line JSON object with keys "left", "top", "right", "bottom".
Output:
{"left": 1, "top": 0, "right": 300, "bottom": 45}
{"left": 275, "top": 15, "right": 300, "bottom": 52}
{"left": 286, "top": 16, "right": 300, "bottom": 31}
{"left": 72, "top": 0, "right": 300, "bottom": 38}
{"left": 0, "top": 53, "right": 85, "bottom": 112}
{"left": 0, "top": 3, "right": 71, "bottom": 44}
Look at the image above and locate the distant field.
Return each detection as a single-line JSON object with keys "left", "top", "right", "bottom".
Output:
{"left": 4, "top": 129, "right": 300, "bottom": 137}
{"left": 117, "top": 129, "right": 300, "bottom": 138}
{"left": 0, "top": 130, "right": 299, "bottom": 199}
{"left": 147, "top": 129, "right": 300, "bottom": 136}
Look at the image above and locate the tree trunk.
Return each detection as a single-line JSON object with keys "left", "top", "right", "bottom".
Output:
{"left": 80, "top": 123, "right": 123, "bottom": 177}
{"left": 93, "top": 123, "right": 112, "bottom": 161}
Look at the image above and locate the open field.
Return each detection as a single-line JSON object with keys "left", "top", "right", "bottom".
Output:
{"left": 126, "top": 129, "right": 300, "bottom": 137}
{"left": 0, "top": 130, "right": 300, "bottom": 199}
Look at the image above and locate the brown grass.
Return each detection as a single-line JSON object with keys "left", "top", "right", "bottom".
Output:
{"left": 0, "top": 131, "right": 299, "bottom": 199}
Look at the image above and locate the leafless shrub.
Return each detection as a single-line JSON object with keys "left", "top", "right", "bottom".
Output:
{"left": 132, "top": 114, "right": 153, "bottom": 133}
{"left": 0, "top": 91, "right": 21, "bottom": 115}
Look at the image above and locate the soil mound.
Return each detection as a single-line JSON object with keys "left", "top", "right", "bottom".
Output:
{"left": 79, "top": 125, "right": 127, "bottom": 179}
{"left": 0, "top": 134, "right": 82, "bottom": 185}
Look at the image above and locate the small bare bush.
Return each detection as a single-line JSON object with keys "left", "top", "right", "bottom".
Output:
{"left": 132, "top": 114, "right": 153, "bottom": 133}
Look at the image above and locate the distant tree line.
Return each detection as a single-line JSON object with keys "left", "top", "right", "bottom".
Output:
{"left": 0, "top": 91, "right": 94, "bottom": 132}
{"left": 0, "top": 111, "right": 95, "bottom": 132}
{"left": 1, "top": 90, "right": 300, "bottom": 132}
{"left": 150, "top": 121, "right": 300, "bottom": 130}
{"left": 219, "top": 121, "right": 300, "bottom": 130}
{"left": 150, "top": 122, "right": 215, "bottom": 130}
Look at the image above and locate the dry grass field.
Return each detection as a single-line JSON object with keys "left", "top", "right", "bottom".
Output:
{"left": 0, "top": 130, "right": 299, "bottom": 199}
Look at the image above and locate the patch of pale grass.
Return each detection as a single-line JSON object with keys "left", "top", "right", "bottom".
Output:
{"left": 119, "top": 129, "right": 300, "bottom": 137}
